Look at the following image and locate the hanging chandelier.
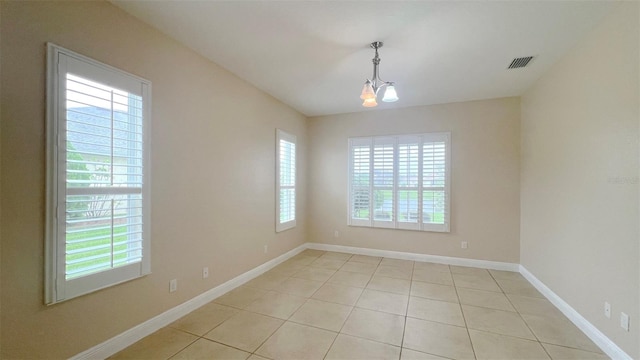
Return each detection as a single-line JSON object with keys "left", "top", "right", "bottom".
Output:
{"left": 360, "top": 41, "right": 398, "bottom": 107}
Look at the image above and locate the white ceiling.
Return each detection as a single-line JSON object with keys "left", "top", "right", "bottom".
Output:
{"left": 112, "top": 1, "right": 616, "bottom": 117}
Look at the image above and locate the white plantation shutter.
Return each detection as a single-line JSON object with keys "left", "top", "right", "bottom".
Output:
{"left": 349, "top": 138, "right": 372, "bottom": 226}
{"left": 276, "top": 129, "right": 296, "bottom": 232}
{"left": 422, "top": 133, "right": 450, "bottom": 232}
{"left": 348, "top": 132, "right": 450, "bottom": 232}
{"left": 373, "top": 138, "right": 395, "bottom": 228}
{"left": 397, "top": 136, "right": 420, "bottom": 230}
{"left": 45, "top": 44, "right": 151, "bottom": 304}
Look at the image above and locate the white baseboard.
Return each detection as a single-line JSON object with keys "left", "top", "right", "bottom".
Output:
{"left": 71, "top": 244, "right": 306, "bottom": 360}
{"left": 305, "top": 242, "right": 520, "bottom": 271}
{"left": 520, "top": 266, "right": 631, "bottom": 360}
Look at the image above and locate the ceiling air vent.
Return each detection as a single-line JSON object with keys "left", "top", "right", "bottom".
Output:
{"left": 508, "top": 56, "right": 534, "bottom": 69}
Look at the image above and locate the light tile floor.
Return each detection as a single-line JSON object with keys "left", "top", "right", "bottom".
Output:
{"left": 111, "top": 250, "right": 609, "bottom": 360}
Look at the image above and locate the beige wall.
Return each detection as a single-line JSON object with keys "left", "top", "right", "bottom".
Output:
{"left": 520, "top": 2, "right": 639, "bottom": 358}
{"left": 0, "top": 2, "right": 307, "bottom": 358}
{"left": 307, "top": 98, "right": 521, "bottom": 263}
{"left": 2, "top": 1, "right": 638, "bottom": 358}
{"left": 0, "top": 2, "right": 3, "bottom": 357}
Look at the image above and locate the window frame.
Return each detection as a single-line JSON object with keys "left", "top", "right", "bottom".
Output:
{"left": 347, "top": 132, "right": 451, "bottom": 233}
{"left": 45, "top": 43, "right": 152, "bottom": 305}
{"left": 275, "top": 129, "right": 296, "bottom": 232}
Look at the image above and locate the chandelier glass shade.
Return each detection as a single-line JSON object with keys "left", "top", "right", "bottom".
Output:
{"left": 360, "top": 42, "right": 398, "bottom": 107}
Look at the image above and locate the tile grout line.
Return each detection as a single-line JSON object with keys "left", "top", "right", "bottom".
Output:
{"left": 321, "top": 252, "right": 358, "bottom": 360}
{"left": 290, "top": 261, "right": 349, "bottom": 337}
{"left": 212, "top": 251, "right": 319, "bottom": 359}
{"left": 286, "top": 251, "right": 376, "bottom": 358}
{"left": 203, "top": 338, "right": 259, "bottom": 357}
{"left": 263, "top": 255, "right": 463, "bottom": 359}
{"left": 489, "top": 270, "right": 554, "bottom": 359}
{"left": 401, "top": 265, "right": 460, "bottom": 360}
{"left": 324, "top": 256, "right": 415, "bottom": 358}
{"left": 398, "top": 259, "right": 416, "bottom": 360}
{"left": 491, "top": 272, "right": 604, "bottom": 356}
{"left": 166, "top": 306, "right": 249, "bottom": 359}
{"left": 163, "top": 334, "right": 200, "bottom": 360}
{"left": 248, "top": 250, "right": 327, "bottom": 359}
{"left": 452, "top": 265, "right": 479, "bottom": 360}
{"left": 538, "top": 341, "right": 610, "bottom": 355}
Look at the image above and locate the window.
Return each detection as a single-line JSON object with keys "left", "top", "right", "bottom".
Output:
{"left": 276, "top": 129, "right": 296, "bottom": 232}
{"left": 45, "top": 44, "right": 151, "bottom": 304}
{"left": 348, "top": 132, "right": 450, "bottom": 232}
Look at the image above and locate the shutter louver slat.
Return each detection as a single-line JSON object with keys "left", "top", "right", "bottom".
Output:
{"left": 67, "top": 149, "right": 142, "bottom": 161}
{"left": 67, "top": 108, "right": 142, "bottom": 129}
{"left": 67, "top": 158, "right": 136, "bottom": 168}
{"left": 67, "top": 128, "right": 143, "bottom": 145}
{"left": 67, "top": 88, "right": 136, "bottom": 110}
{"left": 66, "top": 240, "right": 142, "bottom": 257}
{"left": 66, "top": 229, "right": 143, "bottom": 245}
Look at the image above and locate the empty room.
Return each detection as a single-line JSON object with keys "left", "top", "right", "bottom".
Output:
{"left": 1, "top": 1, "right": 638, "bottom": 359}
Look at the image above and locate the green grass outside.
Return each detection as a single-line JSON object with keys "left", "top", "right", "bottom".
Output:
{"left": 66, "top": 225, "right": 129, "bottom": 278}
{"left": 398, "top": 190, "right": 418, "bottom": 201}
{"left": 429, "top": 213, "right": 445, "bottom": 223}
{"left": 353, "top": 190, "right": 445, "bottom": 224}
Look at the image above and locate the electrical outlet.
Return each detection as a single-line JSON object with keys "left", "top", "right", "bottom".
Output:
{"left": 461, "top": 241, "right": 468, "bottom": 249}
{"left": 169, "top": 279, "right": 177, "bottom": 293}
{"left": 334, "top": 230, "right": 339, "bottom": 238}
{"left": 264, "top": 245, "right": 268, "bottom": 254}
{"left": 604, "top": 302, "right": 611, "bottom": 318}
{"left": 202, "top": 267, "right": 209, "bottom": 279}
{"left": 620, "top": 312, "right": 630, "bottom": 331}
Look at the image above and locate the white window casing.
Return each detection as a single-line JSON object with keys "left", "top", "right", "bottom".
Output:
{"left": 276, "top": 129, "right": 296, "bottom": 232}
{"left": 45, "top": 43, "right": 151, "bottom": 304}
{"left": 348, "top": 132, "right": 450, "bottom": 233}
